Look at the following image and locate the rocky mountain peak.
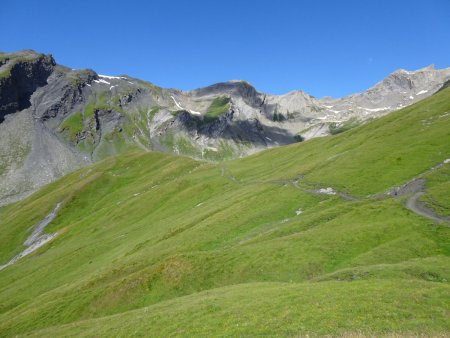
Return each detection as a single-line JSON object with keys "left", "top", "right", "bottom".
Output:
{"left": 190, "top": 80, "right": 257, "bottom": 97}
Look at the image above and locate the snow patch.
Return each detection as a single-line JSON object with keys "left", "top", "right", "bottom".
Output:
{"left": 171, "top": 96, "right": 183, "bottom": 109}
{"left": 190, "top": 110, "right": 202, "bottom": 116}
{"left": 295, "top": 208, "right": 303, "bottom": 216}
{"left": 318, "top": 187, "right": 336, "bottom": 195}
{"left": 171, "top": 96, "right": 201, "bottom": 116}
{"left": 416, "top": 90, "right": 428, "bottom": 95}
{"left": 399, "top": 69, "right": 413, "bottom": 75}
{"left": 94, "top": 79, "right": 110, "bottom": 85}
{"left": 99, "top": 74, "right": 127, "bottom": 80}
{"left": 409, "top": 96, "right": 414, "bottom": 99}
{"left": 326, "top": 109, "right": 341, "bottom": 114}
{"left": 444, "top": 159, "right": 450, "bottom": 164}
{"left": 110, "top": 85, "right": 117, "bottom": 90}
{"left": 362, "top": 107, "right": 391, "bottom": 112}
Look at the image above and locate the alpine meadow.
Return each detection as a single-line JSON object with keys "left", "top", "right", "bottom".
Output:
{"left": 1, "top": 1, "right": 450, "bottom": 336}
{"left": 0, "top": 78, "right": 449, "bottom": 337}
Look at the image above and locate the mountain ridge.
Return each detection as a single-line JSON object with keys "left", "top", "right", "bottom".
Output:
{"left": 0, "top": 49, "right": 449, "bottom": 206}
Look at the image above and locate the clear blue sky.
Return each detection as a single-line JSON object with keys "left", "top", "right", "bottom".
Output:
{"left": 1, "top": 0, "right": 449, "bottom": 97}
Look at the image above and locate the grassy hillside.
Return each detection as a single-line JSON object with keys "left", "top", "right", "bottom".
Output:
{"left": 228, "top": 87, "right": 450, "bottom": 196}
{"left": 0, "top": 87, "right": 449, "bottom": 337}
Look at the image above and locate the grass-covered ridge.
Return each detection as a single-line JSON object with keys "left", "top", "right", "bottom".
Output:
{"left": 0, "top": 87, "right": 449, "bottom": 337}
{"left": 0, "top": 51, "right": 46, "bottom": 79}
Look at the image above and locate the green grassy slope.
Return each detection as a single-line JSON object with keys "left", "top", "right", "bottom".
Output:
{"left": 204, "top": 96, "right": 230, "bottom": 122}
{"left": 228, "top": 87, "right": 450, "bottom": 196}
{"left": 422, "top": 163, "right": 450, "bottom": 216}
{"left": 0, "top": 87, "right": 449, "bottom": 337}
{"left": 26, "top": 281, "right": 449, "bottom": 337}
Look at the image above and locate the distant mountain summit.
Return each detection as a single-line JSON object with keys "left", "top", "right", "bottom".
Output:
{"left": 0, "top": 49, "right": 449, "bottom": 205}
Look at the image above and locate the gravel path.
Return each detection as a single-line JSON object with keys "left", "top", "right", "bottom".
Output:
{"left": 406, "top": 192, "right": 450, "bottom": 224}
{"left": 223, "top": 158, "right": 449, "bottom": 224}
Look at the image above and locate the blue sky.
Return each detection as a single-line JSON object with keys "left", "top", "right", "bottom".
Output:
{"left": 1, "top": 0, "right": 449, "bottom": 97}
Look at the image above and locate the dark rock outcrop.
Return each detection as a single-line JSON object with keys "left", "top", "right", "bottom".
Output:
{"left": 0, "top": 51, "right": 55, "bottom": 122}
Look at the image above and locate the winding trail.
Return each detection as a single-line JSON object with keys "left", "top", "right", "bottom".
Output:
{"left": 221, "top": 158, "right": 450, "bottom": 225}
{"left": 406, "top": 192, "right": 450, "bottom": 224}
{"left": 0, "top": 203, "right": 61, "bottom": 271}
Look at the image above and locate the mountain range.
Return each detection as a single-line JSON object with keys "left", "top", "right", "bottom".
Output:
{"left": 1, "top": 49, "right": 449, "bottom": 206}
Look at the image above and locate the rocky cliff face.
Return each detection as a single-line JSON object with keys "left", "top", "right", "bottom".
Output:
{"left": 0, "top": 49, "right": 449, "bottom": 205}
{"left": 0, "top": 51, "right": 55, "bottom": 122}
